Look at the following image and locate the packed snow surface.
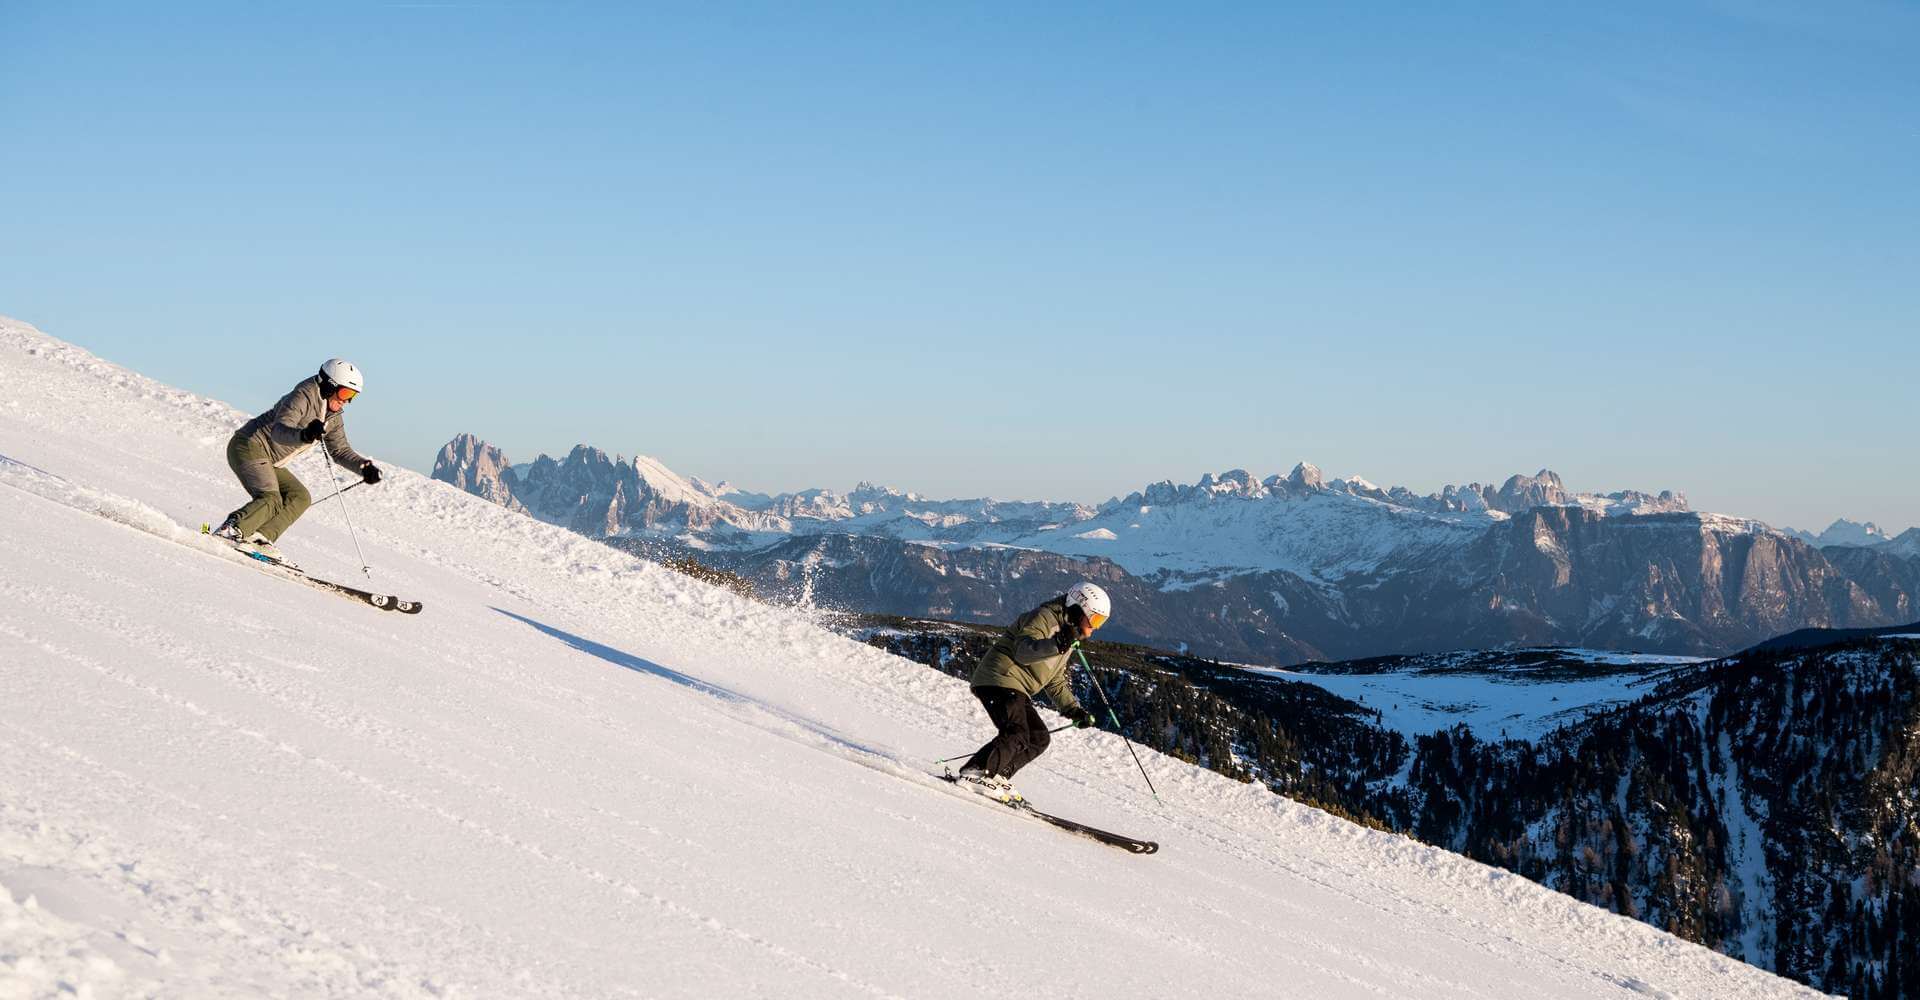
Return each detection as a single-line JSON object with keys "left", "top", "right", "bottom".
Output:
{"left": 0, "top": 317, "right": 1822, "bottom": 999}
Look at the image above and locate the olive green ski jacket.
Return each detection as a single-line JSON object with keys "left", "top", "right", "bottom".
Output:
{"left": 969, "top": 597, "right": 1085, "bottom": 714}
{"left": 234, "top": 375, "right": 369, "bottom": 472}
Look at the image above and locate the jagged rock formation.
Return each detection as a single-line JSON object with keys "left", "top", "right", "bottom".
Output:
{"left": 1434, "top": 508, "right": 1881, "bottom": 652}
{"left": 432, "top": 433, "right": 524, "bottom": 512}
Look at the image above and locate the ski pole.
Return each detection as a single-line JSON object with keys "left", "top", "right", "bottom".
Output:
{"left": 315, "top": 449, "right": 373, "bottom": 582}
{"left": 935, "top": 723, "right": 1076, "bottom": 765}
{"left": 308, "top": 481, "right": 360, "bottom": 510}
{"left": 1074, "top": 645, "right": 1159, "bottom": 800}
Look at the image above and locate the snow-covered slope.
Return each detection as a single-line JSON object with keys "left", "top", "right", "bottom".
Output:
{"left": 0, "top": 317, "right": 1823, "bottom": 999}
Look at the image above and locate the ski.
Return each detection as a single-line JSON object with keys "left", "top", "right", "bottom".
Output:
{"left": 1021, "top": 805, "right": 1159, "bottom": 855}
{"left": 248, "top": 551, "right": 424, "bottom": 614}
{"left": 202, "top": 523, "right": 423, "bottom": 614}
{"left": 937, "top": 772, "right": 1158, "bottom": 854}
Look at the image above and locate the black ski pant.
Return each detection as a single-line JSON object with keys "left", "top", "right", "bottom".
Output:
{"left": 962, "top": 686, "right": 1050, "bottom": 779}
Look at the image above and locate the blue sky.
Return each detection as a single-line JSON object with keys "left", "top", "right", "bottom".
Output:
{"left": 3, "top": 2, "right": 1915, "bottom": 532}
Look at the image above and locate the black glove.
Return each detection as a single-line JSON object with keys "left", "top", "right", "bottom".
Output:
{"left": 1066, "top": 706, "right": 1095, "bottom": 729}
{"left": 361, "top": 462, "right": 382, "bottom": 486}
{"left": 1054, "top": 627, "right": 1079, "bottom": 653}
{"left": 300, "top": 419, "right": 326, "bottom": 443}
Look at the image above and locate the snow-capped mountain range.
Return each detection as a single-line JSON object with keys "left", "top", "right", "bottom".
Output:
{"left": 435, "top": 433, "right": 1920, "bottom": 664}
{"left": 435, "top": 433, "right": 1692, "bottom": 582}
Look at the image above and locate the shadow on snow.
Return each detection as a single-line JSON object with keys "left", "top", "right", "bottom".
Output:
{"left": 491, "top": 606, "right": 894, "bottom": 761}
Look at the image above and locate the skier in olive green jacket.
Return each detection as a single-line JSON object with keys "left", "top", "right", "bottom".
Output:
{"left": 956, "top": 582, "right": 1112, "bottom": 802}
{"left": 212, "top": 359, "right": 382, "bottom": 563}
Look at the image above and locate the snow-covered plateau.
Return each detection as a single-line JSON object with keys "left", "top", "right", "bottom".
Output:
{"left": 1248, "top": 650, "right": 1706, "bottom": 742}
{"left": 0, "top": 317, "right": 1824, "bottom": 998}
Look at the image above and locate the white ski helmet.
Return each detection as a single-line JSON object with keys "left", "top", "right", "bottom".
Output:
{"left": 1065, "top": 581, "right": 1111, "bottom": 629}
{"left": 318, "top": 358, "right": 364, "bottom": 395}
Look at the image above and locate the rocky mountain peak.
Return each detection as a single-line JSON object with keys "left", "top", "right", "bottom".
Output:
{"left": 1492, "top": 469, "right": 1571, "bottom": 512}
{"left": 561, "top": 444, "right": 615, "bottom": 473}
{"left": 433, "top": 433, "right": 494, "bottom": 479}
{"left": 629, "top": 454, "right": 713, "bottom": 506}
{"left": 849, "top": 481, "right": 910, "bottom": 506}
{"left": 1821, "top": 519, "right": 1891, "bottom": 547}
{"left": 1285, "top": 462, "right": 1325, "bottom": 491}
{"left": 1198, "top": 469, "right": 1260, "bottom": 497}
{"left": 431, "top": 433, "right": 523, "bottom": 511}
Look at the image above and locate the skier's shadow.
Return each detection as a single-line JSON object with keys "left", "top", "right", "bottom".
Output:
{"left": 491, "top": 607, "right": 893, "bottom": 760}
{"left": 492, "top": 608, "right": 749, "bottom": 705}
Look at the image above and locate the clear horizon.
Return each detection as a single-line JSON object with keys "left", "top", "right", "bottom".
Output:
{"left": 3, "top": 3, "right": 1914, "bottom": 534}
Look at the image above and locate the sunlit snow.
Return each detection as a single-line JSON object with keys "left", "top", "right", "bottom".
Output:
{"left": 0, "top": 317, "right": 1817, "bottom": 999}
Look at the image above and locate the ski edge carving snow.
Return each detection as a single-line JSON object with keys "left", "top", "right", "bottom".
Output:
{"left": 237, "top": 548, "right": 425, "bottom": 614}
{"left": 937, "top": 773, "right": 1158, "bottom": 855}
{"left": 201, "top": 523, "right": 424, "bottom": 614}
{"left": 1022, "top": 807, "right": 1159, "bottom": 855}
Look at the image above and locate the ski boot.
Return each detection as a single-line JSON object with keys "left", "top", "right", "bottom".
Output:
{"left": 241, "top": 532, "right": 291, "bottom": 566}
{"left": 956, "top": 767, "right": 1022, "bottom": 805}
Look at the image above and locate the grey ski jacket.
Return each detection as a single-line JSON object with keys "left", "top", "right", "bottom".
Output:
{"left": 235, "top": 375, "right": 370, "bottom": 472}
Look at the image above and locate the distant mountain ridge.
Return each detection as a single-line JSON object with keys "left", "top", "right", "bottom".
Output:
{"left": 429, "top": 435, "right": 1691, "bottom": 580}
{"left": 432, "top": 433, "right": 1920, "bottom": 664}
{"left": 432, "top": 433, "right": 1091, "bottom": 546}
{"left": 1782, "top": 517, "right": 1894, "bottom": 548}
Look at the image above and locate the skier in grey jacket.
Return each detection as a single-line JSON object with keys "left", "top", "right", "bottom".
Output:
{"left": 213, "top": 359, "right": 381, "bottom": 562}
